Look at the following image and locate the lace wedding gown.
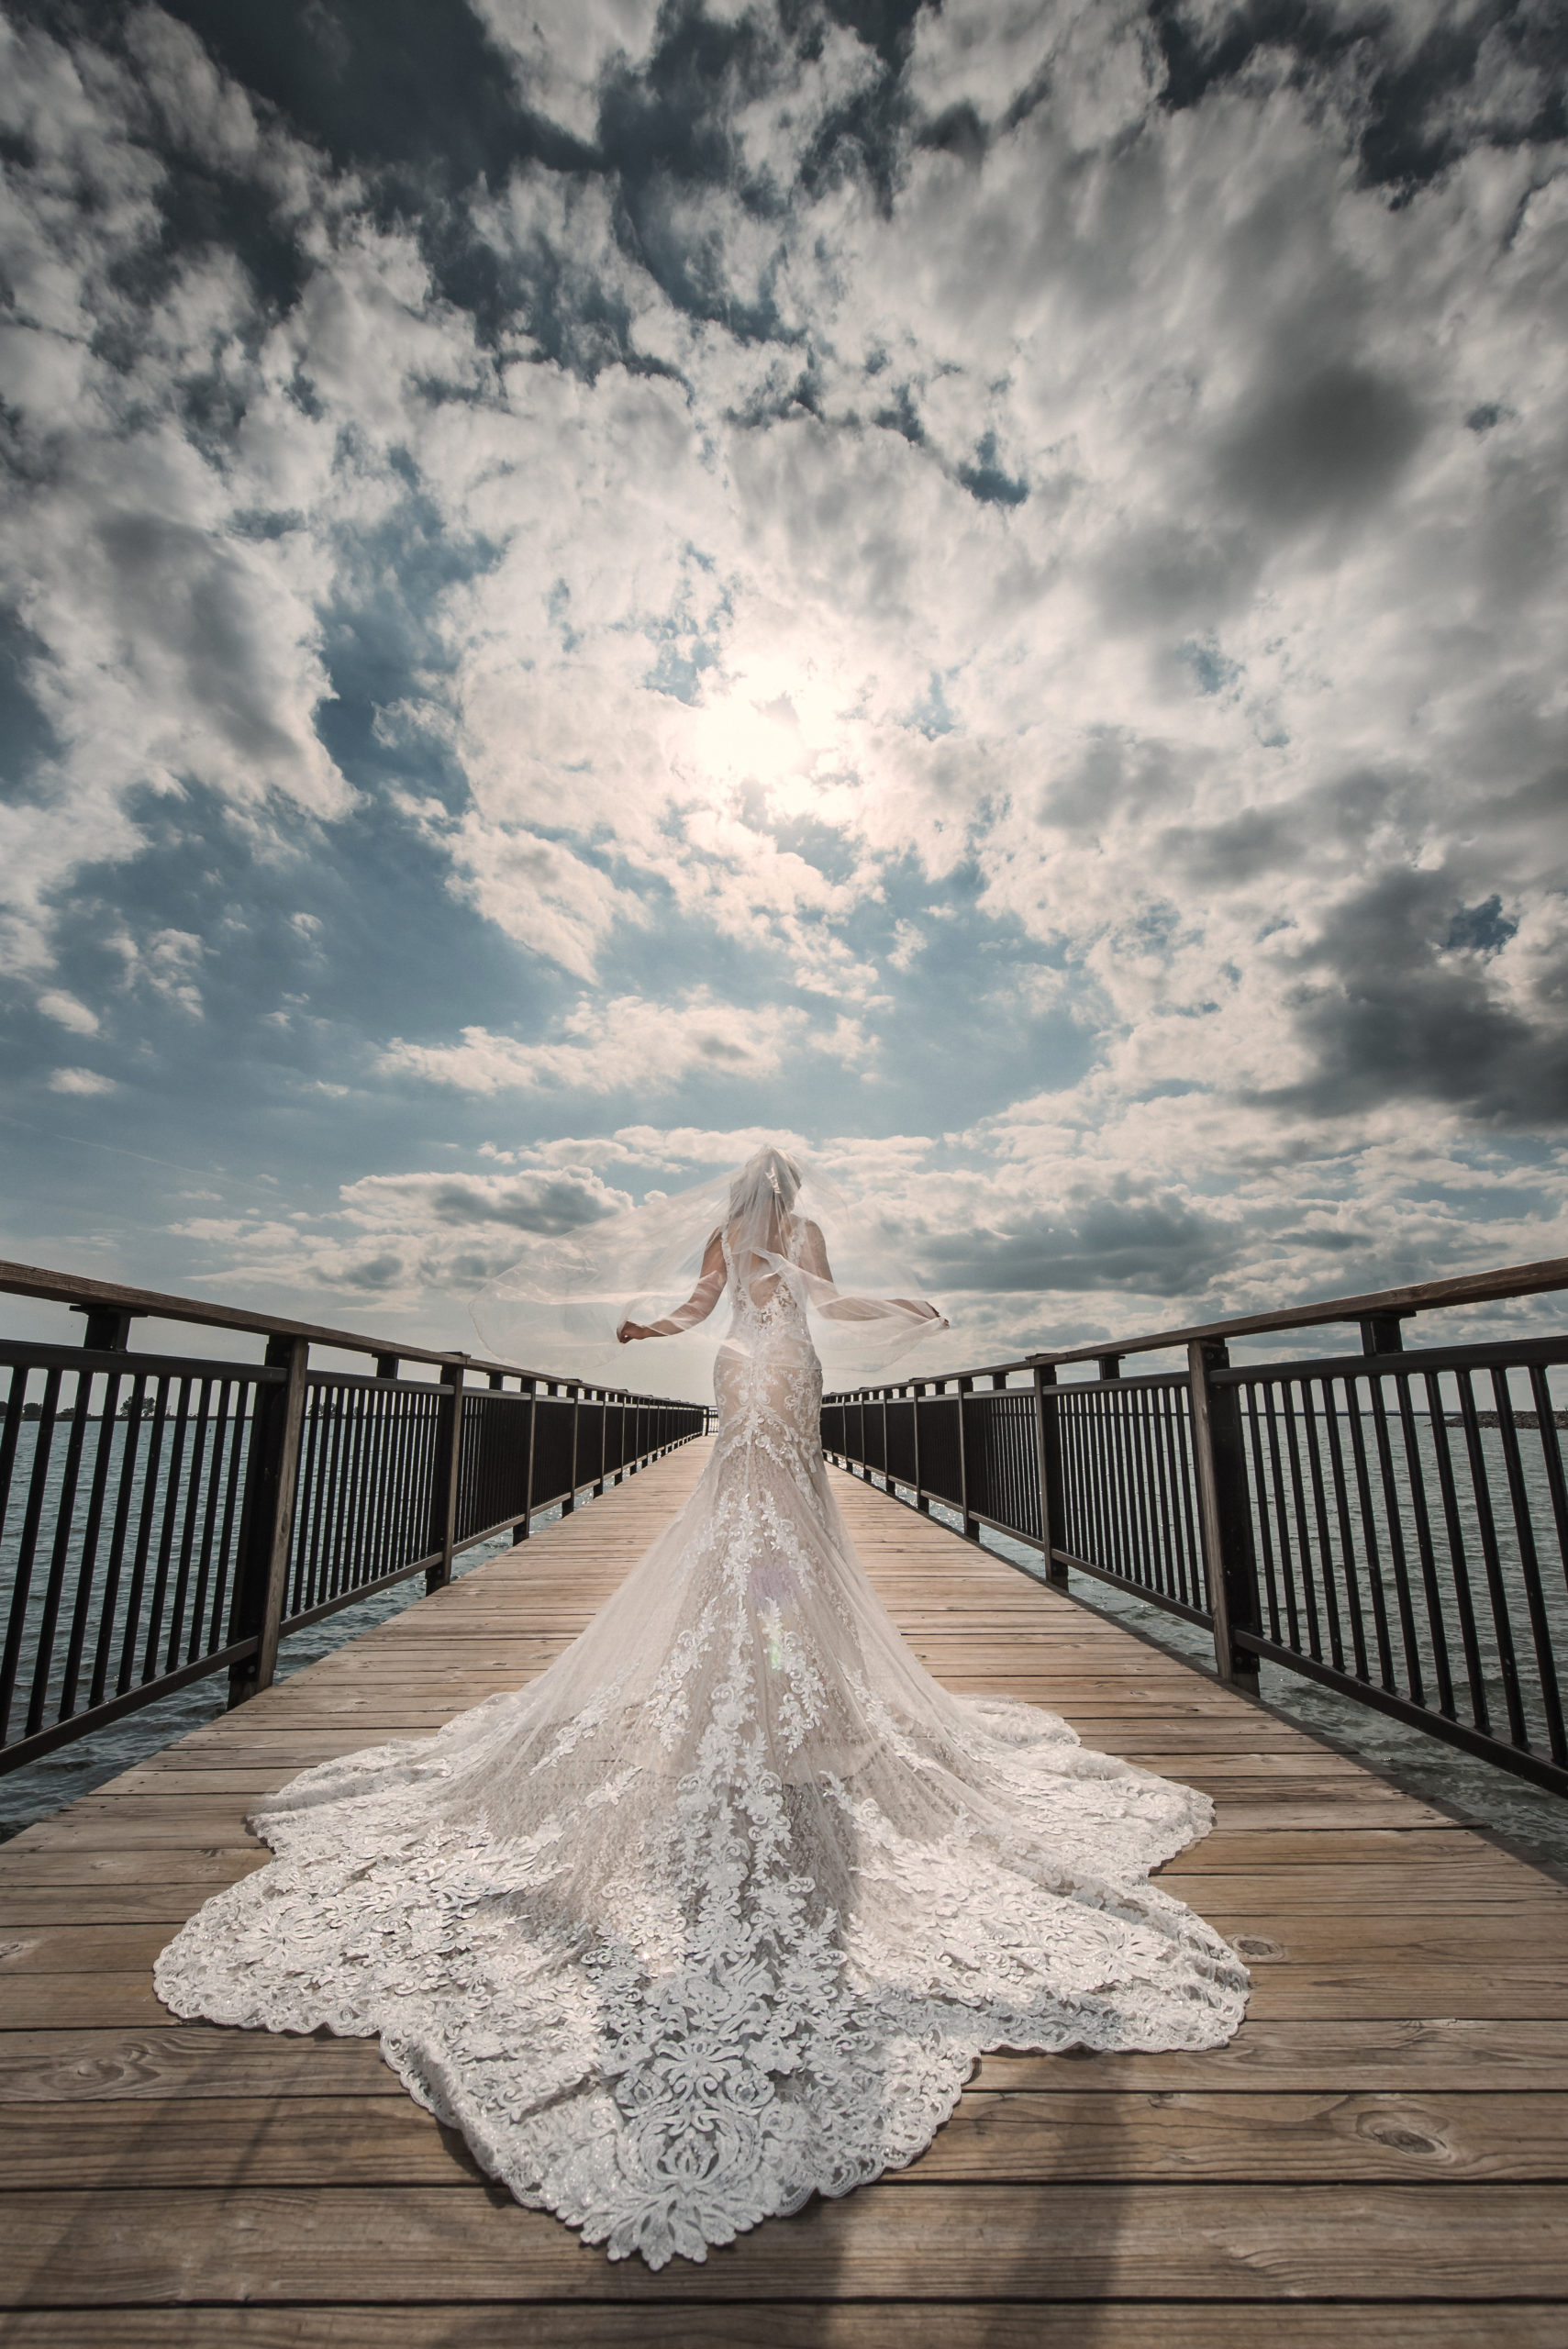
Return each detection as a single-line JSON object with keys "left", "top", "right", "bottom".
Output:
{"left": 156, "top": 1230, "right": 1248, "bottom": 2267}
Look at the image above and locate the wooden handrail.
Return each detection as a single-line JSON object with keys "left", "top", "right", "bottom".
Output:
{"left": 829, "top": 1252, "right": 1568, "bottom": 1393}
{"left": 0, "top": 1257, "right": 693, "bottom": 1408}
{"left": 1028, "top": 1253, "right": 1568, "bottom": 1369}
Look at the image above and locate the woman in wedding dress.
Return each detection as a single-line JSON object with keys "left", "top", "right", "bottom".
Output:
{"left": 156, "top": 1145, "right": 1248, "bottom": 2268}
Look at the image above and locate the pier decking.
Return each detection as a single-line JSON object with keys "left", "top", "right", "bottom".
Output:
{"left": 2, "top": 1438, "right": 1566, "bottom": 2343}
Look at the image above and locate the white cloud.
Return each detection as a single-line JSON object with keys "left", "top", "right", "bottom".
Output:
{"left": 49, "top": 1066, "right": 116, "bottom": 1095}
{"left": 472, "top": 0, "right": 664, "bottom": 142}
{"left": 381, "top": 990, "right": 816, "bottom": 1096}
{"left": 4, "top": 3, "right": 1565, "bottom": 1358}
{"left": 36, "top": 989, "right": 98, "bottom": 1035}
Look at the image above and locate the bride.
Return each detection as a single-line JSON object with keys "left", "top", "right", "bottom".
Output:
{"left": 156, "top": 1144, "right": 1247, "bottom": 2267}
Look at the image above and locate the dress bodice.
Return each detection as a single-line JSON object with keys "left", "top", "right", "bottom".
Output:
{"left": 719, "top": 1223, "right": 809, "bottom": 1342}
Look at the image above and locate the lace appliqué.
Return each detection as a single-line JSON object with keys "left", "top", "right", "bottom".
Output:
{"left": 156, "top": 1246, "right": 1249, "bottom": 2269}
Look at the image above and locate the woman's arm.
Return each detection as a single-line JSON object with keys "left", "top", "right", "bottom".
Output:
{"left": 617, "top": 1229, "right": 727, "bottom": 1342}
{"left": 796, "top": 1220, "right": 945, "bottom": 1324}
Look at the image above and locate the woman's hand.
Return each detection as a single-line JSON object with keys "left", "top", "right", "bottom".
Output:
{"left": 617, "top": 1319, "right": 651, "bottom": 1344}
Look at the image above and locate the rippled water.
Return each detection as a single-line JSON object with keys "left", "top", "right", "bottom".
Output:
{"left": 6, "top": 1466, "right": 1565, "bottom": 1876}
{"left": 0, "top": 1514, "right": 557, "bottom": 1844}
{"left": 965, "top": 1511, "right": 1568, "bottom": 1876}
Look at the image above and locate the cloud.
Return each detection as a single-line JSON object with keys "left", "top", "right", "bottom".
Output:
{"left": 1260, "top": 867, "right": 1568, "bottom": 1123}
{"left": 922, "top": 1196, "right": 1241, "bottom": 1299}
{"left": 381, "top": 991, "right": 814, "bottom": 1096}
{"left": 2, "top": 0, "right": 1565, "bottom": 1366}
{"left": 49, "top": 1066, "right": 117, "bottom": 1095}
{"left": 36, "top": 989, "right": 98, "bottom": 1035}
{"left": 1214, "top": 363, "right": 1429, "bottom": 531}
{"left": 341, "top": 1165, "right": 631, "bottom": 1236}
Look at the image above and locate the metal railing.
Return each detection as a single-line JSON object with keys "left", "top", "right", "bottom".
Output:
{"left": 823, "top": 1255, "right": 1568, "bottom": 1798}
{"left": 0, "top": 1262, "right": 709, "bottom": 1776}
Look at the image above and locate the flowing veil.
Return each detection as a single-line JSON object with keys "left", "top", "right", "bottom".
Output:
{"left": 156, "top": 1135, "right": 1248, "bottom": 2269}
{"left": 469, "top": 1145, "right": 950, "bottom": 1390}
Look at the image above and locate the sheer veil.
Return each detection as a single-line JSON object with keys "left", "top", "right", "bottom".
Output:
{"left": 159, "top": 1141, "right": 1247, "bottom": 2271}
{"left": 469, "top": 1144, "right": 949, "bottom": 1392}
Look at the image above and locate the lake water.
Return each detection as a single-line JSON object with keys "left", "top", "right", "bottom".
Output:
{"left": 5, "top": 1427, "right": 1565, "bottom": 1878}
{"left": 966, "top": 1510, "right": 1568, "bottom": 1876}
{"left": 0, "top": 1511, "right": 558, "bottom": 1843}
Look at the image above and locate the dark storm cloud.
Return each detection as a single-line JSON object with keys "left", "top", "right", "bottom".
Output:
{"left": 1262, "top": 866, "right": 1568, "bottom": 1122}
{"left": 1158, "top": 807, "right": 1303, "bottom": 886}
{"left": 1152, "top": 0, "right": 1568, "bottom": 193}
{"left": 422, "top": 1174, "right": 616, "bottom": 1231}
{"left": 0, "top": 610, "right": 61, "bottom": 789}
{"left": 337, "top": 1251, "right": 402, "bottom": 1288}
{"left": 1095, "top": 518, "right": 1257, "bottom": 633}
{"left": 95, "top": 514, "right": 312, "bottom": 766}
{"left": 924, "top": 1197, "right": 1238, "bottom": 1298}
{"left": 1216, "top": 362, "right": 1427, "bottom": 531}
{"left": 29, "top": 0, "right": 914, "bottom": 362}
{"left": 1043, "top": 731, "right": 1191, "bottom": 833}
{"left": 116, "top": 0, "right": 592, "bottom": 183}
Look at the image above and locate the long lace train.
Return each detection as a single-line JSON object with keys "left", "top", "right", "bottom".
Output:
{"left": 156, "top": 1258, "right": 1248, "bottom": 2266}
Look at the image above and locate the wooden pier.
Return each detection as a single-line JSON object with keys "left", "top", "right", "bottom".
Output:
{"left": 2, "top": 1438, "right": 1566, "bottom": 2343}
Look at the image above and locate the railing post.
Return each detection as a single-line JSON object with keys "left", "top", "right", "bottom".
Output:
{"left": 1188, "top": 1340, "right": 1261, "bottom": 1689}
{"left": 516, "top": 1375, "right": 537, "bottom": 1542}
{"left": 1033, "top": 1364, "right": 1068, "bottom": 1585}
{"left": 72, "top": 1304, "right": 135, "bottom": 1352}
{"left": 563, "top": 1383, "right": 579, "bottom": 1514}
{"left": 912, "top": 1382, "right": 930, "bottom": 1511}
{"left": 1360, "top": 1312, "right": 1408, "bottom": 1356}
{"left": 426, "top": 1360, "right": 464, "bottom": 1594}
{"left": 227, "top": 1335, "right": 308, "bottom": 1708}
{"left": 957, "top": 1375, "right": 978, "bottom": 1541}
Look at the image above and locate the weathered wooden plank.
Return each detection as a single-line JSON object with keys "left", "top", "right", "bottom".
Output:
{"left": 1191, "top": 1913, "right": 1568, "bottom": 1961}
{"left": 1, "top": 1975, "right": 232, "bottom": 2028}
{"left": 0, "top": 2099, "right": 479, "bottom": 2188}
{"left": 1158, "top": 1830, "right": 1491, "bottom": 1871}
{"left": 5, "top": 2183, "right": 1568, "bottom": 2304}
{"left": 908, "top": 2089, "right": 1568, "bottom": 2181}
{"left": 1158, "top": 1866, "right": 1564, "bottom": 1908}
{"left": 973, "top": 2019, "right": 1568, "bottom": 2091}
{"left": 4, "top": 1439, "right": 1566, "bottom": 2334}
{"left": 0, "top": 1849, "right": 268, "bottom": 1887}
{"left": 8, "top": 2020, "right": 1568, "bottom": 2105}
{"left": 101, "top": 1718, "right": 1351, "bottom": 1766}
{"left": 10, "top": 1905, "right": 1566, "bottom": 1981}
{"left": 83, "top": 1752, "right": 1438, "bottom": 1804}
{"left": 0, "top": 2028, "right": 398, "bottom": 2102}
{"left": 25, "top": 1870, "right": 1552, "bottom": 1935}
{"left": 8, "top": 2089, "right": 1566, "bottom": 2191}
{"left": 2, "top": 1884, "right": 261, "bottom": 1928}
{"left": 13, "top": 1959, "right": 1568, "bottom": 2031}
{"left": 1235, "top": 1967, "right": 1568, "bottom": 2021}
{"left": 3, "top": 2305, "right": 1563, "bottom": 2346}
{"left": 3, "top": 1808, "right": 266, "bottom": 1851}
{"left": 1205, "top": 1800, "right": 1452, "bottom": 1830}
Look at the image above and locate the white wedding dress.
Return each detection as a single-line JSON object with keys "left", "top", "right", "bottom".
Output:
{"left": 156, "top": 1227, "right": 1248, "bottom": 2266}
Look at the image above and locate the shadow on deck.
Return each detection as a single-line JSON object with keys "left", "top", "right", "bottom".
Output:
{"left": 2, "top": 1439, "right": 1566, "bottom": 2345}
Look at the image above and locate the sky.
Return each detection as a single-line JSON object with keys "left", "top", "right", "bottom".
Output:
{"left": 1, "top": 0, "right": 1566, "bottom": 1386}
